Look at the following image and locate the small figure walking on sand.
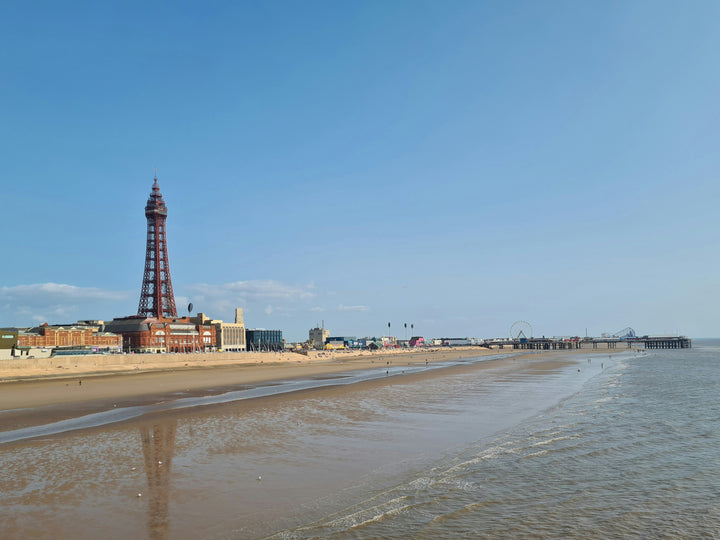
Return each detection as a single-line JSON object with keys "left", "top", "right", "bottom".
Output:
{"left": 78, "top": 379, "right": 82, "bottom": 386}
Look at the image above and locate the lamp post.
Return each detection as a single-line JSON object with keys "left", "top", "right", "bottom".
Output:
{"left": 387, "top": 322, "right": 391, "bottom": 347}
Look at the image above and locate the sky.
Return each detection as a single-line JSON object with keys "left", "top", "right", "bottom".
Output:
{"left": 1, "top": 1, "right": 719, "bottom": 341}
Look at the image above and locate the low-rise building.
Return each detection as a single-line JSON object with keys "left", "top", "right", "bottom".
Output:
{"left": 193, "top": 308, "right": 246, "bottom": 352}
{"left": 9, "top": 322, "right": 122, "bottom": 355}
{"left": 0, "top": 329, "right": 18, "bottom": 350}
{"left": 325, "top": 336, "right": 358, "bottom": 349}
{"left": 246, "top": 329, "right": 283, "bottom": 351}
{"left": 0, "top": 329, "right": 20, "bottom": 359}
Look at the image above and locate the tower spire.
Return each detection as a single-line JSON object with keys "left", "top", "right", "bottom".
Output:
{"left": 137, "top": 175, "right": 178, "bottom": 319}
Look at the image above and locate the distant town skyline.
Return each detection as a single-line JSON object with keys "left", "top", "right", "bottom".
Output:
{"left": 1, "top": 1, "right": 719, "bottom": 340}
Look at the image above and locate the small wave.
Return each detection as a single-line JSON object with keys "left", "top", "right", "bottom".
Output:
{"left": 428, "top": 499, "right": 501, "bottom": 524}
{"left": 522, "top": 449, "right": 550, "bottom": 458}
{"left": 407, "top": 476, "right": 433, "bottom": 489}
{"left": 278, "top": 495, "right": 414, "bottom": 537}
{"left": 528, "top": 434, "right": 580, "bottom": 448}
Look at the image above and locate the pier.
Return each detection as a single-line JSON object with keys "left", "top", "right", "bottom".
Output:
{"left": 632, "top": 336, "right": 692, "bottom": 349}
{"left": 483, "top": 336, "right": 691, "bottom": 350}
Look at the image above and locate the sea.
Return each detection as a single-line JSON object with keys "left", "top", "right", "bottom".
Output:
{"left": 1, "top": 340, "right": 718, "bottom": 539}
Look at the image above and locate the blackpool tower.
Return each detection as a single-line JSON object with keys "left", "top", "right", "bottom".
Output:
{"left": 137, "top": 175, "right": 178, "bottom": 319}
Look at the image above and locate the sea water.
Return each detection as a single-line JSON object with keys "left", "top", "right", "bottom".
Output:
{"left": 1, "top": 343, "right": 717, "bottom": 539}
{"left": 273, "top": 340, "right": 720, "bottom": 539}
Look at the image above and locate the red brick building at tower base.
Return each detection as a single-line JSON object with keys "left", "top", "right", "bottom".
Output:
{"left": 104, "top": 316, "right": 216, "bottom": 354}
{"left": 16, "top": 323, "right": 121, "bottom": 349}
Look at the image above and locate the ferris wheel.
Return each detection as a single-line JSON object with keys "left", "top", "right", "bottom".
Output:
{"left": 510, "top": 320, "right": 533, "bottom": 340}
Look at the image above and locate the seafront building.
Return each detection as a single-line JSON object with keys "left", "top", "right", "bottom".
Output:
{"left": 325, "top": 336, "right": 359, "bottom": 349}
{"left": 0, "top": 323, "right": 122, "bottom": 358}
{"left": 104, "top": 316, "right": 216, "bottom": 353}
{"left": 190, "top": 308, "right": 247, "bottom": 352}
{"left": 246, "top": 329, "right": 283, "bottom": 351}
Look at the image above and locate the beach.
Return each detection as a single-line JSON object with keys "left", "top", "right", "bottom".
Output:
{"left": 0, "top": 346, "right": 518, "bottom": 411}
{"left": 1, "top": 346, "right": 641, "bottom": 539}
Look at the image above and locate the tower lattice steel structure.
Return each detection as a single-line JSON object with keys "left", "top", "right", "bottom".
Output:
{"left": 137, "top": 175, "right": 178, "bottom": 319}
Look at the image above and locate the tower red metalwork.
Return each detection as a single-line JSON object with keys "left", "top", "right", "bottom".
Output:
{"left": 137, "top": 175, "right": 178, "bottom": 319}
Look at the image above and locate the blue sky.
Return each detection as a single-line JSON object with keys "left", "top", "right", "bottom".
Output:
{"left": 1, "top": 1, "right": 718, "bottom": 340}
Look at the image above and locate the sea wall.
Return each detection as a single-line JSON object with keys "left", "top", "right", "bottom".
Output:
{"left": 0, "top": 350, "right": 303, "bottom": 372}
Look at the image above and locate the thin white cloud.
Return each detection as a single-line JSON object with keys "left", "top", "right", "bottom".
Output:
{"left": 1, "top": 283, "right": 127, "bottom": 302}
{"left": 178, "top": 280, "right": 315, "bottom": 322}
{"left": 185, "top": 280, "right": 315, "bottom": 302}
{"left": 337, "top": 304, "right": 370, "bottom": 312}
{"left": 0, "top": 283, "right": 132, "bottom": 326}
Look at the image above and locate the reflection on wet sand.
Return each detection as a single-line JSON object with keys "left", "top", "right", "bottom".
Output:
{"left": 140, "top": 420, "right": 177, "bottom": 540}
